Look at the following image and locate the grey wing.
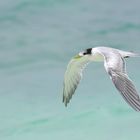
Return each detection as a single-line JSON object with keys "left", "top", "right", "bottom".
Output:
{"left": 63, "top": 55, "right": 90, "bottom": 106}
{"left": 108, "top": 69, "right": 140, "bottom": 111}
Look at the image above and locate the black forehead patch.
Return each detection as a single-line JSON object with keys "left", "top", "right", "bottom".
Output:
{"left": 86, "top": 48, "right": 92, "bottom": 54}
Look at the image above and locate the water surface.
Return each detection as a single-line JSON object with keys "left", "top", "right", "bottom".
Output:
{"left": 0, "top": 0, "right": 140, "bottom": 140}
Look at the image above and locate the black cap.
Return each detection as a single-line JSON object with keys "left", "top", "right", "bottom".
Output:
{"left": 83, "top": 48, "right": 92, "bottom": 55}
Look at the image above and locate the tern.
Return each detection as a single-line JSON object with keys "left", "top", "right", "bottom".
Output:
{"left": 63, "top": 47, "right": 140, "bottom": 111}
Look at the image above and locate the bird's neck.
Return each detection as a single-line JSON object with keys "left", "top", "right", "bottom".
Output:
{"left": 90, "top": 52, "right": 104, "bottom": 61}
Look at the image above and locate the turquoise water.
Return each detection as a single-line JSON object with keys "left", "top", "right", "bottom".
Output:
{"left": 0, "top": 0, "right": 140, "bottom": 139}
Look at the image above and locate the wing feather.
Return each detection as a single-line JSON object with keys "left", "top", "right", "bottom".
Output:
{"left": 63, "top": 55, "right": 90, "bottom": 106}
{"left": 109, "top": 69, "right": 140, "bottom": 111}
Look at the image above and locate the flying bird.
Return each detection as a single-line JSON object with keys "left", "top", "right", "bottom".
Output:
{"left": 63, "top": 47, "right": 140, "bottom": 111}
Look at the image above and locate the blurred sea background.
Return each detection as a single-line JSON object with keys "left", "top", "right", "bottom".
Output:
{"left": 0, "top": 0, "right": 140, "bottom": 140}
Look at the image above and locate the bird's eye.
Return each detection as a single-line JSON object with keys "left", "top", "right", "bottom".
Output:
{"left": 83, "top": 52, "right": 86, "bottom": 55}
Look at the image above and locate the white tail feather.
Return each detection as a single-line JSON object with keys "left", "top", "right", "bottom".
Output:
{"left": 118, "top": 50, "right": 140, "bottom": 58}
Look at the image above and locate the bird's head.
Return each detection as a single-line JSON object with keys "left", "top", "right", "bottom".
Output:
{"left": 79, "top": 48, "right": 92, "bottom": 56}
{"left": 74, "top": 48, "right": 92, "bottom": 59}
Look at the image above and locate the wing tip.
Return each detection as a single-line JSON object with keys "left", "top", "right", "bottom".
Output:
{"left": 63, "top": 94, "right": 69, "bottom": 107}
{"left": 63, "top": 99, "right": 69, "bottom": 107}
{"left": 63, "top": 86, "right": 76, "bottom": 107}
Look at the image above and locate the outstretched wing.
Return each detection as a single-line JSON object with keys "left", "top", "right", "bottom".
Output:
{"left": 63, "top": 55, "right": 90, "bottom": 106}
{"left": 108, "top": 69, "right": 140, "bottom": 111}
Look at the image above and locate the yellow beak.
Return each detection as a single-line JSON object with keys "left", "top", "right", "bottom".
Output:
{"left": 73, "top": 54, "right": 82, "bottom": 59}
